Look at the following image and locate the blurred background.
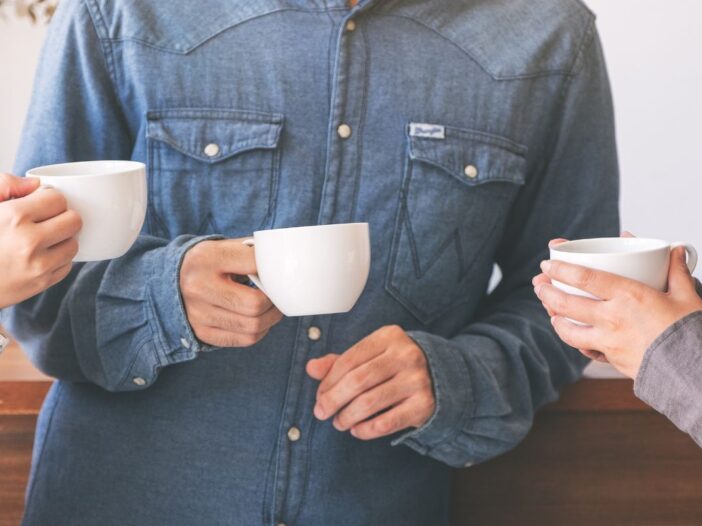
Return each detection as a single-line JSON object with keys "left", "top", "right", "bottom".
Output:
{"left": 1, "top": 0, "right": 701, "bottom": 380}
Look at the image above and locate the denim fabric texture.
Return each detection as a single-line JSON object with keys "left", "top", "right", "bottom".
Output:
{"left": 7, "top": 0, "right": 619, "bottom": 524}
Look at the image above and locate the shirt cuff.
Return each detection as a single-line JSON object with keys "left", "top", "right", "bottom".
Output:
{"left": 146, "top": 234, "right": 224, "bottom": 367}
{"left": 391, "top": 330, "right": 473, "bottom": 458}
{"left": 634, "top": 310, "right": 702, "bottom": 404}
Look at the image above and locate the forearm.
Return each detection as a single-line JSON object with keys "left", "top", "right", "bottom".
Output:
{"left": 396, "top": 286, "right": 589, "bottom": 467}
{"left": 634, "top": 311, "right": 702, "bottom": 447}
{"left": 3, "top": 234, "right": 216, "bottom": 391}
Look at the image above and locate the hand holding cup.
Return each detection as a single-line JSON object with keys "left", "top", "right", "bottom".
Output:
{"left": 0, "top": 173, "right": 82, "bottom": 308}
{"left": 180, "top": 239, "right": 284, "bottom": 348}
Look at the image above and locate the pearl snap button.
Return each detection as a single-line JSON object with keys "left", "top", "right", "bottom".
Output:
{"left": 204, "top": 143, "right": 220, "bottom": 157}
{"left": 464, "top": 164, "right": 478, "bottom": 179}
{"left": 132, "top": 377, "right": 146, "bottom": 386}
{"left": 346, "top": 19, "right": 357, "bottom": 32}
{"left": 307, "top": 326, "right": 322, "bottom": 341}
{"left": 180, "top": 337, "right": 191, "bottom": 349}
{"left": 287, "top": 426, "right": 301, "bottom": 442}
{"left": 337, "top": 124, "right": 352, "bottom": 139}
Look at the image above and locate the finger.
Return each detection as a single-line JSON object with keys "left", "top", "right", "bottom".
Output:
{"left": 306, "top": 354, "right": 340, "bottom": 381}
{"left": 532, "top": 273, "right": 551, "bottom": 288}
{"left": 535, "top": 283, "right": 602, "bottom": 325}
{"left": 196, "top": 275, "right": 274, "bottom": 317}
{"left": 216, "top": 239, "right": 259, "bottom": 276}
{"left": 332, "top": 375, "right": 413, "bottom": 431}
{"left": 43, "top": 237, "right": 80, "bottom": 270}
{"left": 668, "top": 246, "right": 696, "bottom": 295}
{"left": 621, "top": 231, "right": 636, "bottom": 238}
{"left": 550, "top": 316, "right": 600, "bottom": 351}
{"left": 191, "top": 302, "right": 283, "bottom": 334}
{"left": 317, "top": 328, "right": 389, "bottom": 395}
{"left": 315, "top": 351, "right": 399, "bottom": 420}
{"left": 579, "top": 349, "right": 608, "bottom": 362}
{"left": 16, "top": 188, "right": 68, "bottom": 222}
{"left": 47, "top": 262, "right": 74, "bottom": 288}
{"left": 194, "top": 325, "right": 269, "bottom": 348}
{"left": 540, "top": 260, "right": 637, "bottom": 300}
{"left": 548, "top": 238, "right": 569, "bottom": 248}
{"left": 350, "top": 398, "right": 425, "bottom": 440}
{"left": 34, "top": 209, "right": 82, "bottom": 248}
{"left": 0, "top": 174, "right": 39, "bottom": 200}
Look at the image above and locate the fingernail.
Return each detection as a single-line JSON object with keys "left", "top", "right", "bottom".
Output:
{"left": 350, "top": 428, "right": 358, "bottom": 438}
{"left": 534, "top": 285, "right": 543, "bottom": 297}
{"left": 550, "top": 316, "right": 558, "bottom": 325}
{"left": 540, "top": 260, "right": 552, "bottom": 272}
{"left": 314, "top": 404, "right": 325, "bottom": 420}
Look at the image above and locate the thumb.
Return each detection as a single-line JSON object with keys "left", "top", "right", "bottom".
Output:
{"left": 217, "top": 238, "right": 258, "bottom": 276}
{"left": 0, "top": 174, "right": 40, "bottom": 201}
{"left": 668, "top": 247, "right": 695, "bottom": 295}
{"left": 306, "top": 354, "right": 339, "bottom": 381}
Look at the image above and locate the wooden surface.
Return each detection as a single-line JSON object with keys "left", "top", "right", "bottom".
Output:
{"left": 2, "top": 367, "right": 702, "bottom": 524}
{"left": 0, "top": 343, "right": 48, "bottom": 382}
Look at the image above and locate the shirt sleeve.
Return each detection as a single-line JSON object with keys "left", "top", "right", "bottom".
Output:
{"left": 634, "top": 311, "right": 702, "bottom": 447}
{"left": 4, "top": 0, "right": 213, "bottom": 392}
{"left": 393, "top": 22, "right": 620, "bottom": 467}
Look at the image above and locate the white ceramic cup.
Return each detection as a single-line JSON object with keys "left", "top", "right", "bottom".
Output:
{"left": 26, "top": 161, "right": 147, "bottom": 262}
{"left": 549, "top": 237, "right": 698, "bottom": 301}
{"left": 242, "top": 223, "right": 371, "bottom": 317}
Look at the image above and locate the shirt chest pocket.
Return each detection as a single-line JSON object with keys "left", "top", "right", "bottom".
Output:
{"left": 146, "top": 109, "right": 283, "bottom": 238}
{"left": 386, "top": 125, "right": 527, "bottom": 325}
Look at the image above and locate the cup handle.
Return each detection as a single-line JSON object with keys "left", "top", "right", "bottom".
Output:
{"left": 241, "top": 238, "right": 266, "bottom": 293}
{"left": 671, "top": 242, "right": 698, "bottom": 274}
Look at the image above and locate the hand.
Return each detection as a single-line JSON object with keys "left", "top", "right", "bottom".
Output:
{"left": 306, "top": 325, "right": 435, "bottom": 440}
{"left": 0, "top": 174, "right": 82, "bottom": 309}
{"left": 532, "top": 236, "right": 630, "bottom": 364}
{"left": 534, "top": 247, "right": 702, "bottom": 378}
{"left": 180, "top": 239, "right": 283, "bottom": 347}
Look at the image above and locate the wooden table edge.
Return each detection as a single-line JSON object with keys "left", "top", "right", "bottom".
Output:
{"left": 0, "top": 378, "right": 650, "bottom": 416}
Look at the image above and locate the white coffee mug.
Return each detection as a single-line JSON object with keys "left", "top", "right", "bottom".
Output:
{"left": 550, "top": 237, "right": 697, "bottom": 300}
{"left": 26, "top": 161, "right": 147, "bottom": 262}
{"left": 242, "top": 223, "right": 371, "bottom": 317}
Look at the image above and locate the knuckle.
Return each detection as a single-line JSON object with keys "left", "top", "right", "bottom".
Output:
{"left": 357, "top": 393, "right": 376, "bottom": 413}
{"left": 8, "top": 207, "right": 28, "bottom": 228}
{"left": 347, "top": 372, "right": 365, "bottom": 392}
{"left": 374, "top": 417, "right": 393, "bottom": 434}
{"left": 66, "top": 209, "right": 83, "bottom": 231}
{"left": 576, "top": 268, "right": 595, "bottom": 289}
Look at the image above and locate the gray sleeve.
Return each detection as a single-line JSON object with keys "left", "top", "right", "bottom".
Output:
{"left": 634, "top": 310, "right": 702, "bottom": 447}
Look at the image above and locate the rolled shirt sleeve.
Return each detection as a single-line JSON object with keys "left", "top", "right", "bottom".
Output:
{"left": 635, "top": 311, "right": 702, "bottom": 447}
{"left": 393, "top": 22, "right": 620, "bottom": 467}
{"left": 4, "top": 0, "right": 212, "bottom": 391}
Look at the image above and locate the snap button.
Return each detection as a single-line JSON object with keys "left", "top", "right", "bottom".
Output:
{"left": 307, "top": 326, "right": 322, "bottom": 341}
{"left": 337, "top": 124, "right": 352, "bottom": 139}
{"left": 287, "top": 426, "right": 301, "bottom": 442}
{"left": 132, "top": 377, "right": 146, "bottom": 386}
{"left": 180, "top": 337, "right": 191, "bottom": 349}
{"left": 464, "top": 164, "right": 478, "bottom": 179}
{"left": 204, "top": 143, "right": 220, "bottom": 157}
{"left": 346, "top": 19, "right": 357, "bottom": 32}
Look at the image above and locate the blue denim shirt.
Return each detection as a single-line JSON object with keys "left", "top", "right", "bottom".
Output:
{"left": 8, "top": 0, "right": 619, "bottom": 524}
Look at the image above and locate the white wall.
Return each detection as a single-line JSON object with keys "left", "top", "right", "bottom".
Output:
{"left": 588, "top": 0, "right": 702, "bottom": 272}
{"left": 0, "top": 19, "right": 46, "bottom": 171}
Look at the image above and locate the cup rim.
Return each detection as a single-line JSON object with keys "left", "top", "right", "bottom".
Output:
{"left": 254, "top": 222, "right": 369, "bottom": 236}
{"left": 26, "top": 160, "right": 146, "bottom": 179}
{"left": 550, "top": 237, "right": 671, "bottom": 256}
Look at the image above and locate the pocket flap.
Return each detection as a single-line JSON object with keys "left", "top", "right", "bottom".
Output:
{"left": 146, "top": 109, "right": 283, "bottom": 164}
{"left": 408, "top": 124, "right": 527, "bottom": 186}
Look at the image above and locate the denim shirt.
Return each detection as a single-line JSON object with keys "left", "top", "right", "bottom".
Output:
{"left": 8, "top": 0, "right": 619, "bottom": 524}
